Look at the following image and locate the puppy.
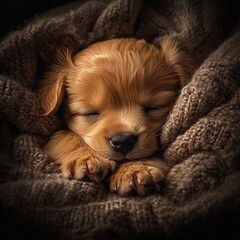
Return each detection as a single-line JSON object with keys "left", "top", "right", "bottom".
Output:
{"left": 38, "top": 38, "right": 195, "bottom": 196}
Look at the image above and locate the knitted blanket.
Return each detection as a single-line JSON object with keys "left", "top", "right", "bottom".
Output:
{"left": 0, "top": 0, "right": 240, "bottom": 239}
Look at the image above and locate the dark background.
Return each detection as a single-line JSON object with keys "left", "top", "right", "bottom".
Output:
{"left": 0, "top": 0, "right": 75, "bottom": 39}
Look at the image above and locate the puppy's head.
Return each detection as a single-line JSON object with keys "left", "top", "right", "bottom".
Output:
{"left": 38, "top": 38, "right": 195, "bottom": 161}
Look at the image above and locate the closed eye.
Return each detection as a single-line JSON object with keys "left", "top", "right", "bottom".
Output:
{"left": 76, "top": 111, "right": 100, "bottom": 119}
{"left": 143, "top": 104, "right": 172, "bottom": 119}
{"left": 84, "top": 112, "right": 99, "bottom": 116}
{"left": 143, "top": 105, "right": 162, "bottom": 114}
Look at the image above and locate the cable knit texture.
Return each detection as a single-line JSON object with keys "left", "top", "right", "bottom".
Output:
{"left": 0, "top": 0, "right": 240, "bottom": 239}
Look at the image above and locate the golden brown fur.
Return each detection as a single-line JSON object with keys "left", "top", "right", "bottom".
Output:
{"left": 38, "top": 38, "right": 195, "bottom": 196}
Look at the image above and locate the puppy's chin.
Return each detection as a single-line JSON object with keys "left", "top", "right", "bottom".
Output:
{"left": 106, "top": 152, "right": 157, "bottom": 163}
{"left": 90, "top": 150, "right": 158, "bottom": 163}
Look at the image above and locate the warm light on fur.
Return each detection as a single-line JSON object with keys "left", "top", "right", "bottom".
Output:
{"left": 38, "top": 38, "right": 195, "bottom": 196}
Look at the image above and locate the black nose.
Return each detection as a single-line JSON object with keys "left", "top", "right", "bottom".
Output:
{"left": 110, "top": 133, "right": 138, "bottom": 154}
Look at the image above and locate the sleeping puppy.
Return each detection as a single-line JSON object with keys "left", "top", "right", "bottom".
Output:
{"left": 38, "top": 38, "right": 195, "bottom": 196}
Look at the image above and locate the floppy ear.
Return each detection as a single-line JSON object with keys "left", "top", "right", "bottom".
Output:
{"left": 160, "top": 39, "right": 196, "bottom": 88}
{"left": 38, "top": 50, "right": 73, "bottom": 116}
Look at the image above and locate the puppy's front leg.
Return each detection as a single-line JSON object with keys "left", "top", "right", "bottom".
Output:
{"left": 110, "top": 159, "right": 169, "bottom": 196}
{"left": 45, "top": 130, "right": 116, "bottom": 182}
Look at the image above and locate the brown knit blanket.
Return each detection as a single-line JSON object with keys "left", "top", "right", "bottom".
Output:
{"left": 0, "top": 0, "right": 240, "bottom": 239}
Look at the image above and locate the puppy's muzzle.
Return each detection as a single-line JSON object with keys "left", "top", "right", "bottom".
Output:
{"left": 109, "top": 133, "right": 138, "bottom": 155}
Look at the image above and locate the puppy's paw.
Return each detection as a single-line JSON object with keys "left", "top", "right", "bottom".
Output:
{"left": 110, "top": 160, "right": 169, "bottom": 196}
{"left": 61, "top": 152, "right": 116, "bottom": 183}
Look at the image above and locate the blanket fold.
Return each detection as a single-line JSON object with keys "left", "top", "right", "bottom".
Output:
{"left": 0, "top": 0, "right": 239, "bottom": 239}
